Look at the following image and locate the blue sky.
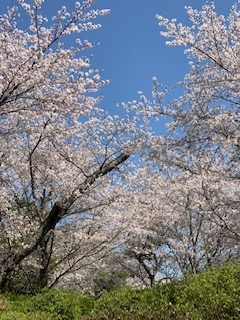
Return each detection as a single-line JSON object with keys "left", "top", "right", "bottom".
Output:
{"left": 3, "top": 1, "right": 236, "bottom": 120}
{"left": 84, "top": 0, "right": 235, "bottom": 114}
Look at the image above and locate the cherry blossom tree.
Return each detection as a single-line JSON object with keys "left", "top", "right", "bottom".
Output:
{"left": 112, "top": 1, "right": 240, "bottom": 284}
{"left": 100, "top": 1, "right": 240, "bottom": 285}
{"left": 140, "top": 1, "right": 240, "bottom": 276}
{"left": 0, "top": 0, "right": 149, "bottom": 293}
{"left": 109, "top": 163, "right": 240, "bottom": 285}
{"left": 155, "top": 0, "right": 240, "bottom": 241}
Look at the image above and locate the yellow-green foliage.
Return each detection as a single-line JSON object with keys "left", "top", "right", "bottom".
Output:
{"left": 0, "top": 311, "right": 49, "bottom": 320}
{"left": 85, "top": 285, "right": 180, "bottom": 320}
{"left": 0, "top": 262, "right": 239, "bottom": 320}
{"left": 0, "top": 289, "right": 96, "bottom": 320}
{"left": 0, "top": 297, "right": 8, "bottom": 311}
{"left": 29, "top": 288, "right": 96, "bottom": 319}
{"left": 86, "top": 262, "right": 240, "bottom": 320}
{"left": 177, "top": 262, "right": 240, "bottom": 320}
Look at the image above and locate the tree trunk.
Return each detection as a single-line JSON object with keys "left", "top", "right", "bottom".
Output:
{"left": 137, "top": 254, "right": 156, "bottom": 287}
{"left": 39, "top": 232, "right": 54, "bottom": 290}
{"left": 0, "top": 203, "right": 62, "bottom": 293}
{"left": 0, "top": 152, "right": 130, "bottom": 293}
{"left": 0, "top": 261, "right": 15, "bottom": 293}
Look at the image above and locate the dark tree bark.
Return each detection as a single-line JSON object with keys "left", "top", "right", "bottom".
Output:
{"left": 39, "top": 232, "right": 55, "bottom": 290}
{"left": 0, "top": 152, "right": 130, "bottom": 293}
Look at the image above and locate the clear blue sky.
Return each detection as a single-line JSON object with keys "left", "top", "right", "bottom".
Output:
{"left": 3, "top": 1, "right": 236, "bottom": 117}
{"left": 85, "top": 0, "right": 235, "bottom": 114}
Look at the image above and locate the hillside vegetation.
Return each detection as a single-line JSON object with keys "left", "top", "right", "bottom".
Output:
{"left": 0, "top": 262, "right": 239, "bottom": 320}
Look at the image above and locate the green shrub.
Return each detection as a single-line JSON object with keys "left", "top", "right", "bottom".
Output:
{"left": 7, "top": 293, "right": 32, "bottom": 309}
{"left": 0, "top": 296, "right": 9, "bottom": 311}
{"left": 88, "top": 286, "right": 173, "bottom": 320}
{"left": 0, "top": 294, "right": 50, "bottom": 319}
{"left": 86, "top": 262, "right": 240, "bottom": 320}
{"left": 93, "top": 270, "right": 128, "bottom": 296}
{"left": 8, "top": 266, "right": 43, "bottom": 295}
{"left": 1, "top": 262, "right": 239, "bottom": 320}
{"left": 1, "top": 288, "right": 96, "bottom": 319}
{"left": 176, "top": 262, "right": 240, "bottom": 320}
{"left": 29, "top": 288, "right": 96, "bottom": 319}
{"left": 0, "top": 311, "right": 49, "bottom": 320}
